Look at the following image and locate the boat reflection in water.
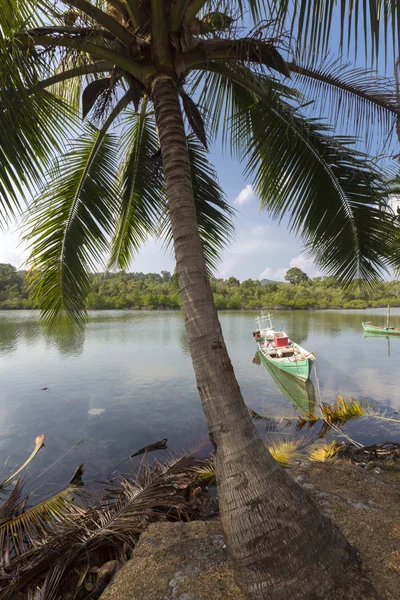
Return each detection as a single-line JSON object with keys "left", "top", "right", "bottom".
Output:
{"left": 363, "top": 332, "right": 394, "bottom": 357}
{"left": 258, "top": 351, "right": 316, "bottom": 417}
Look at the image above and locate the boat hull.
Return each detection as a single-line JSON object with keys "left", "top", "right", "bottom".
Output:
{"left": 362, "top": 322, "right": 400, "bottom": 335}
{"left": 259, "top": 355, "right": 316, "bottom": 415}
{"left": 258, "top": 344, "right": 314, "bottom": 382}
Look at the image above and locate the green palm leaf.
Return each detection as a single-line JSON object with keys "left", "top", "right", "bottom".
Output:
{"left": 109, "top": 101, "right": 163, "bottom": 270}
{"left": 289, "top": 56, "right": 400, "bottom": 150}
{"left": 242, "top": 99, "right": 397, "bottom": 282}
{"left": 0, "top": 31, "right": 69, "bottom": 223}
{"left": 195, "top": 62, "right": 399, "bottom": 282}
{"left": 25, "top": 124, "right": 120, "bottom": 332}
{"left": 266, "top": 0, "right": 400, "bottom": 61}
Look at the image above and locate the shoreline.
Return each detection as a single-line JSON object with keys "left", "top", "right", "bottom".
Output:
{"left": 2, "top": 304, "right": 400, "bottom": 312}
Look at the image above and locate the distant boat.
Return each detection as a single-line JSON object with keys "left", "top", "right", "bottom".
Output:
{"left": 256, "top": 330, "right": 315, "bottom": 382}
{"left": 362, "top": 305, "right": 400, "bottom": 336}
{"left": 260, "top": 355, "right": 316, "bottom": 417}
{"left": 362, "top": 323, "right": 400, "bottom": 335}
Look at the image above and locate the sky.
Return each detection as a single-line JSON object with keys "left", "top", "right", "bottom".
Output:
{"left": 0, "top": 4, "right": 397, "bottom": 282}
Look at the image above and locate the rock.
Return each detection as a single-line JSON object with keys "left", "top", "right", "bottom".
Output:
{"left": 100, "top": 521, "right": 245, "bottom": 600}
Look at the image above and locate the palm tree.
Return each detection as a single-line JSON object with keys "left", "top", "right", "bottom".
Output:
{"left": 1, "top": 1, "right": 399, "bottom": 598}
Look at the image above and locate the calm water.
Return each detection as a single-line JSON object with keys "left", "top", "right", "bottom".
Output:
{"left": 1, "top": 308, "right": 400, "bottom": 495}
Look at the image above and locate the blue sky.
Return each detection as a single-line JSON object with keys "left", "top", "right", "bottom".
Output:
{"left": 0, "top": 4, "right": 397, "bottom": 281}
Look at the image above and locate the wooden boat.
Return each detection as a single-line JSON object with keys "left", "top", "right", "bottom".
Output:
{"left": 362, "top": 322, "right": 400, "bottom": 335}
{"left": 362, "top": 305, "right": 400, "bottom": 335}
{"left": 259, "top": 354, "right": 316, "bottom": 417}
{"left": 257, "top": 331, "right": 315, "bottom": 382}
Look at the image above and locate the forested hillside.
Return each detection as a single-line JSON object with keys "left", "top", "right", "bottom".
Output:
{"left": 1, "top": 263, "right": 400, "bottom": 310}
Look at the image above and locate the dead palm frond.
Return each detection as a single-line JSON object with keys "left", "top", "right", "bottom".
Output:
{"left": 194, "top": 459, "right": 216, "bottom": 484}
{"left": 0, "top": 434, "right": 45, "bottom": 490}
{"left": 267, "top": 437, "right": 312, "bottom": 467}
{"left": 0, "top": 486, "right": 81, "bottom": 564}
{"left": 248, "top": 407, "right": 277, "bottom": 430}
{"left": 0, "top": 453, "right": 209, "bottom": 600}
{"left": 308, "top": 441, "right": 341, "bottom": 463}
{"left": 321, "top": 395, "right": 364, "bottom": 424}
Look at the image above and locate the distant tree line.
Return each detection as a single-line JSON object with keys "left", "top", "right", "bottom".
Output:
{"left": 1, "top": 263, "right": 400, "bottom": 311}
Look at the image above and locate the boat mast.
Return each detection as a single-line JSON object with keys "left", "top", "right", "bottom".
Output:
{"left": 387, "top": 305, "right": 390, "bottom": 328}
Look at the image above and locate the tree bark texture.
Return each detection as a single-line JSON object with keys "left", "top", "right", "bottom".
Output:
{"left": 151, "top": 73, "right": 369, "bottom": 600}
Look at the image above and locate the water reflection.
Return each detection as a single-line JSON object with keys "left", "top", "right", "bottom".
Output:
{"left": 0, "top": 312, "right": 85, "bottom": 357}
{"left": 255, "top": 352, "right": 316, "bottom": 417}
{"left": 0, "top": 314, "right": 41, "bottom": 355}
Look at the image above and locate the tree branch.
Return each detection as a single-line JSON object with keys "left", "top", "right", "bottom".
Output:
{"left": 151, "top": 0, "right": 171, "bottom": 66}
{"left": 184, "top": 0, "right": 208, "bottom": 24}
{"left": 32, "top": 62, "right": 114, "bottom": 93}
{"left": 183, "top": 38, "right": 290, "bottom": 78}
{"left": 19, "top": 34, "right": 155, "bottom": 83}
{"left": 125, "top": 0, "right": 148, "bottom": 29}
{"left": 287, "top": 61, "right": 400, "bottom": 118}
{"left": 169, "top": 0, "right": 189, "bottom": 31}
{"left": 28, "top": 26, "right": 117, "bottom": 41}
{"left": 61, "top": 0, "right": 137, "bottom": 46}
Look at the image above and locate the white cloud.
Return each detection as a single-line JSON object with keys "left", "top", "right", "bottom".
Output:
{"left": 259, "top": 254, "right": 321, "bottom": 282}
{"left": 389, "top": 194, "right": 400, "bottom": 213}
{"left": 234, "top": 184, "right": 255, "bottom": 206}
{"left": 218, "top": 224, "right": 297, "bottom": 278}
{"left": 289, "top": 254, "right": 321, "bottom": 278}
{"left": 0, "top": 227, "right": 28, "bottom": 268}
{"left": 259, "top": 267, "right": 287, "bottom": 281}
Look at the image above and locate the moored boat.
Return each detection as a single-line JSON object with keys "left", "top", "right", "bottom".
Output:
{"left": 362, "top": 306, "right": 400, "bottom": 335}
{"left": 257, "top": 331, "right": 315, "bottom": 382}
{"left": 362, "top": 322, "right": 400, "bottom": 335}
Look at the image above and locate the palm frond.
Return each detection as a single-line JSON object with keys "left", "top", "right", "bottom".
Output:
{"left": 266, "top": 0, "right": 400, "bottom": 62}
{"left": 0, "top": 487, "right": 80, "bottom": 563}
{"left": 267, "top": 437, "right": 311, "bottom": 467}
{"left": 0, "top": 31, "right": 70, "bottom": 223}
{"left": 0, "top": 480, "right": 26, "bottom": 525}
{"left": 321, "top": 395, "right": 365, "bottom": 424}
{"left": 109, "top": 101, "right": 163, "bottom": 270}
{"left": 309, "top": 441, "right": 341, "bottom": 463}
{"left": 241, "top": 99, "right": 400, "bottom": 282}
{"left": 191, "top": 64, "right": 299, "bottom": 153}
{"left": 2, "top": 455, "right": 203, "bottom": 598}
{"left": 25, "top": 124, "right": 120, "bottom": 332}
{"left": 289, "top": 56, "right": 400, "bottom": 152}
{"left": 179, "top": 88, "right": 208, "bottom": 149}
{"left": 194, "top": 459, "right": 215, "bottom": 483}
{"left": 194, "top": 62, "right": 400, "bottom": 282}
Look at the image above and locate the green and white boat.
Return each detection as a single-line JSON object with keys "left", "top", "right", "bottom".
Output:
{"left": 362, "top": 306, "right": 400, "bottom": 336}
{"left": 256, "top": 332, "right": 315, "bottom": 382}
{"left": 362, "top": 322, "right": 400, "bottom": 335}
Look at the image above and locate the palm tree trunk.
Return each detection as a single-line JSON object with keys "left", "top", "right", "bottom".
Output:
{"left": 151, "top": 73, "right": 369, "bottom": 600}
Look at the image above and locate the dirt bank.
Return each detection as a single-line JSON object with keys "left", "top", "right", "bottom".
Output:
{"left": 101, "top": 462, "right": 400, "bottom": 600}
